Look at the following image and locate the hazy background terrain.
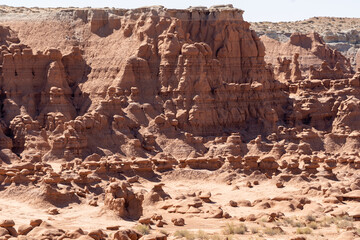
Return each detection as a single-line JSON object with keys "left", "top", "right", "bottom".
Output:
{"left": 0, "top": 0, "right": 359, "bottom": 22}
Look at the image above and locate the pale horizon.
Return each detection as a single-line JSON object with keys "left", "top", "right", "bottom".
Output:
{"left": 0, "top": 0, "right": 359, "bottom": 22}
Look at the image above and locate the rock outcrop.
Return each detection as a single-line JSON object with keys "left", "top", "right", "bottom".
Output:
{"left": 0, "top": 5, "right": 357, "bottom": 186}
{"left": 261, "top": 32, "right": 353, "bottom": 79}
{"left": 0, "top": 5, "right": 289, "bottom": 165}
{"left": 104, "top": 182, "right": 144, "bottom": 219}
{"left": 251, "top": 17, "right": 360, "bottom": 68}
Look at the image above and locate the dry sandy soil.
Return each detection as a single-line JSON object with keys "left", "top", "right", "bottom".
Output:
{"left": 1, "top": 167, "right": 360, "bottom": 240}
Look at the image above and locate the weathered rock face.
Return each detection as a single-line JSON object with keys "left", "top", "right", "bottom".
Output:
{"left": 0, "top": 25, "right": 19, "bottom": 46}
{"left": 0, "top": 5, "right": 359, "bottom": 183}
{"left": 1, "top": 46, "right": 85, "bottom": 124}
{"left": 104, "top": 182, "right": 144, "bottom": 219}
{"left": 0, "top": 5, "right": 289, "bottom": 165}
{"left": 261, "top": 32, "right": 353, "bottom": 79}
{"left": 251, "top": 17, "right": 360, "bottom": 68}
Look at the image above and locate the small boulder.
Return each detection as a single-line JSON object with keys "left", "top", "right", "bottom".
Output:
{"left": 47, "top": 208, "right": 60, "bottom": 215}
{"left": 223, "top": 212, "right": 231, "bottom": 219}
{"left": 229, "top": 200, "right": 238, "bottom": 207}
{"left": 5, "top": 226, "right": 17, "bottom": 237}
{"left": 210, "top": 208, "right": 223, "bottom": 218}
{"left": 198, "top": 192, "right": 212, "bottom": 203}
{"left": 290, "top": 237, "right": 306, "bottom": 240}
{"left": 0, "top": 220, "right": 15, "bottom": 228}
{"left": 155, "top": 220, "right": 167, "bottom": 227}
{"left": 238, "top": 200, "right": 252, "bottom": 207}
{"left": 128, "top": 176, "right": 139, "bottom": 183}
{"left": 30, "top": 219, "right": 42, "bottom": 227}
{"left": 140, "top": 233, "right": 167, "bottom": 240}
{"left": 17, "top": 224, "right": 33, "bottom": 235}
{"left": 88, "top": 229, "right": 106, "bottom": 240}
{"left": 138, "top": 217, "right": 153, "bottom": 225}
{"left": 113, "top": 229, "right": 142, "bottom": 240}
{"left": 151, "top": 214, "right": 163, "bottom": 221}
{"left": 246, "top": 214, "right": 257, "bottom": 221}
{"left": 276, "top": 181, "right": 284, "bottom": 188}
{"left": 106, "top": 226, "right": 120, "bottom": 231}
{"left": 171, "top": 218, "right": 185, "bottom": 226}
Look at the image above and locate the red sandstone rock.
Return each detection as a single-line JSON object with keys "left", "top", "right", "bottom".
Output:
{"left": 104, "top": 182, "right": 144, "bottom": 219}
{"left": 171, "top": 218, "right": 185, "bottom": 226}
{"left": 262, "top": 32, "right": 353, "bottom": 78}
{"left": 113, "top": 229, "right": 142, "bottom": 240}
{"left": 17, "top": 225, "right": 33, "bottom": 235}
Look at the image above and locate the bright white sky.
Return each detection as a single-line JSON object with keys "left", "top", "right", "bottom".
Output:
{"left": 0, "top": 0, "right": 359, "bottom": 22}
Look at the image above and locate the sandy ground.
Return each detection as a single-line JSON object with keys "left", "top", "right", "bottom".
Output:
{"left": 0, "top": 168, "right": 358, "bottom": 239}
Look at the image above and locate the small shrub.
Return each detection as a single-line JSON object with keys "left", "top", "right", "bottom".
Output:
{"left": 336, "top": 220, "right": 354, "bottom": 229}
{"left": 283, "top": 217, "right": 294, "bottom": 225}
{"left": 292, "top": 221, "right": 306, "bottom": 228}
{"left": 251, "top": 227, "right": 259, "bottom": 234}
{"left": 174, "top": 230, "right": 195, "bottom": 240}
{"left": 296, "top": 227, "right": 312, "bottom": 234}
{"left": 306, "top": 215, "right": 316, "bottom": 222}
{"left": 159, "top": 230, "right": 168, "bottom": 235}
{"left": 331, "top": 215, "right": 354, "bottom": 224}
{"left": 235, "top": 223, "right": 247, "bottom": 234}
{"left": 307, "top": 221, "right": 318, "bottom": 230}
{"left": 222, "top": 223, "right": 247, "bottom": 235}
{"left": 263, "top": 227, "right": 283, "bottom": 236}
{"left": 223, "top": 223, "right": 235, "bottom": 235}
{"left": 319, "top": 216, "right": 333, "bottom": 227}
{"left": 134, "top": 224, "right": 150, "bottom": 235}
{"left": 283, "top": 217, "right": 294, "bottom": 226}
{"left": 196, "top": 230, "right": 210, "bottom": 240}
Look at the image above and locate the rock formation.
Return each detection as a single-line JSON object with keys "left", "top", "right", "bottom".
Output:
{"left": 0, "top": 5, "right": 291, "bottom": 165}
{"left": 261, "top": 32, "right": 353, "bottom": 78}
{"left": 252, "top": 17, "right": 360, "bottom": 68}
{"left": 0, "top": 4, "right": 358, "bottom": 199}
{"left": 104, "top": 182, "right": 144, "bottom": 219}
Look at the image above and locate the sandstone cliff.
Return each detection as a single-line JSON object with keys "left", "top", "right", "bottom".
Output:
{"left": 0, "top": 5, "right": 359, "bottom": 177}
{"left": 0, "top": 5, "right": 288, "bottom": 163}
